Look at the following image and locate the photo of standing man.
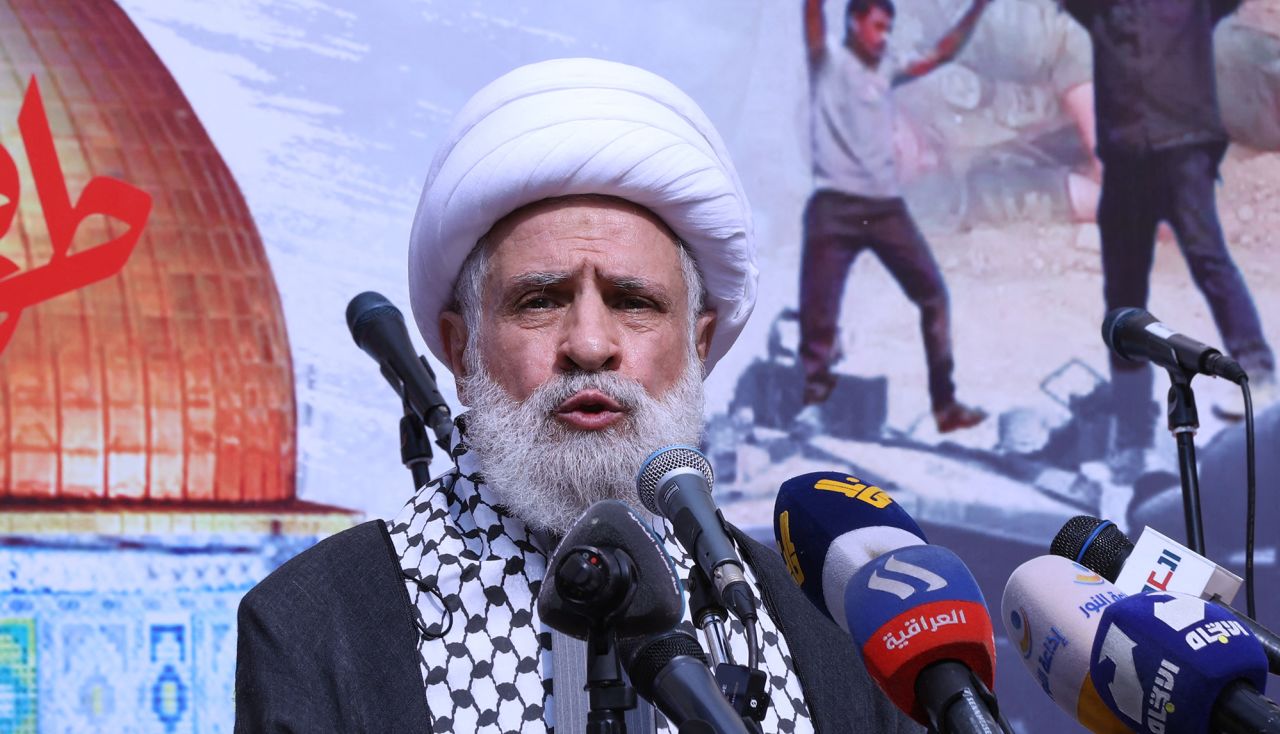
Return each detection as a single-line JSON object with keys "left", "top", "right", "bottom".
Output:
{"left": 797, "top": 0, "right": 993, "bottom": 435}
{"left": 1063, "top": 0, "right": 1276, "bottom": 474}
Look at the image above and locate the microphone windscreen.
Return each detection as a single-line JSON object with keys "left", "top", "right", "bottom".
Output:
{"left": 537, "top": 500, "right": 684, "bottom": 638}
{"left": 1101, "top": 307, "right": 1146, "bottom": 360}
{"left": 1001, "top": 555, "right": 1131, "bottom": 733}
{"left": 1091, "top": 592, "right": 1268, "bottom": 734}
{"left": 635, "top": 444, "right": 713, "bottom": 514}
{"left": 773, "top": 471, "right": 927, "bottom": 622}
{"left": 1049, "top": 516, "right": 1133, "bottom": 582}
{"left": 619, "top": 625, "right": 707, "bottom": 700}
{"left": 346, "top": 290, "right": 401, "bottom": 340}
{"left": 845, "top": 544, "right": 994, "bottom": 724}
{"left": 619, "top": 625, "right": 748, "bottom": 732}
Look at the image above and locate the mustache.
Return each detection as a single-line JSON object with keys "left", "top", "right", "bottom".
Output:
{"left": 525, "top": 371, "right": 650, "bottom": 416}
{"left": 458, "top": 355, "right": 706, "bottom": 534}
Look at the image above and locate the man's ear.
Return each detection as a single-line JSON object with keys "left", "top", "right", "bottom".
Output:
{"left": 694, "top": 310, "right": 717, "bottom": 364}
{"left": 439, "top": 310, "right": 469, "bottom": 388}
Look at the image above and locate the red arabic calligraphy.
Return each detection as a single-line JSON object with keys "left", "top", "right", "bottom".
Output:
{"left": 0, "top": 75, "right": 152, "bottom": 355}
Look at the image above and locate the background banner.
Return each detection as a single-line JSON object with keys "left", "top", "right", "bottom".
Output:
{"left": 1, "top": 1, "right": 1276, "bottom": 731}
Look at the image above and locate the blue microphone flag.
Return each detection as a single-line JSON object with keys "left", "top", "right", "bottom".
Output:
{"left": 773, "top": 471, "right": 926, "bottom": 616}
{"left": 1090, "top": 591, "right": 1268, "bottom": 734}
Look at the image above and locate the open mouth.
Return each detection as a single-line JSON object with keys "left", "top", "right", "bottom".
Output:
{"left": 555, "top": 389, "right": 626, "bottom": 430}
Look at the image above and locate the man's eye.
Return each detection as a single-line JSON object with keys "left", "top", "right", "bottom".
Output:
{"left": 617, "top": 296, "right": 654, "bottom": 311}
{"left": 519, "top": 296, "right": 557, "bottom": 310}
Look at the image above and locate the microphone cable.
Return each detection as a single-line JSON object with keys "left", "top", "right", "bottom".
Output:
{"left": 745, "top": 619, "right": 760, "bottom": 671}
{"left": 1241, "top": 377, "right": 1257, "bottom": 619}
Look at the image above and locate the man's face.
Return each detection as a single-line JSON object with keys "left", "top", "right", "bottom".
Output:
{"left": 850, "top": 6, "right": 894, "bottom": 62}
{"left": 437, "top": 196, "right": 717, "bottom": 534}
{"left": 448, "top": 197, "right": 714, "bottom": 417}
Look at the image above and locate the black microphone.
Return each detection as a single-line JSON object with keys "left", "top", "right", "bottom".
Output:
{"left": 1102, "top": 307, "right": 1246, "bottom": 383}
{"left": 345, "top": 291, "right": 452, "bottom": 445}
{"left": 635, "top": 446, "right": 757, "bottom": 624}
{"left": 537, "top": 500, "right": 685, "bottom": 639}
{"left": 620, "top": 627, "right": 751, "bottom": 734}
{"left": 1051, "top": 515, "right": 1280, "bottom": 675}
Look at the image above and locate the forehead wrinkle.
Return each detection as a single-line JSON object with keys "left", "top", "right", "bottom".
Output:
{"left": 504, "top": 268, "right": 674, "bottom": 295}
{"left": 611, "top": 274, "right": 655, "bottom": 290}
{"left": 508, "top": 271, "right": 570, "bottom": 289}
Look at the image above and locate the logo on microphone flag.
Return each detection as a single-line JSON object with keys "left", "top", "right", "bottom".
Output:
{"left": 847, "top": 545, "right": 995, "bottom": 722}
{"left": 1091, "top": 592, "right": 1268, "bottom": 734}
{"left": 772, "top": 471, "right": 929, "bottom": 618}
{"left": 866, "top": 555, "right": 948, "bottom": 600}
{"left": 1073, "top": 569, "right": 1106, "bottom": 585}
{"left": 812, "top": 476, "right": 893, "bottom": 508}
{"left": 869, "top": 599, "right": 990, "bottom": 656}
{"left": 1009, "top": 607, "right": 1033, "bottom": 658}
{"left": 778, "top": 510, "right": 804, "bottom": 585}
{"left": 859, "top": 598, "right": 996, "bottom": 722}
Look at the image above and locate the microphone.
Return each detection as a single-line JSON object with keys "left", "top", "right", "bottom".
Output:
{"left": 345, "top": 291, "right": 452, "bottom": 445}
{"left": 1090, "top": 591, "right": 1279, "bottom": 734}
{"left": 537, "top": 500, "right": 684, "bottom": 639}
{"left": 1050, "top": 516, "right": 1279, "bottom": 674}
{"left": 619, "top": 627, "right": 751, "bottom": 734}
{"left": 845, "top": 544, "right": 1002, "bottom": 732}
{"left": 773, "top": 473, "right": 1009, "bottom": 731}
{"left": 772, "top": 471, "right": 927, "bottom": 631}
{"left": 635, "top": 446, "right": 757, "bottom": 623}
{"left": 1051, "top": 516, "right": 1243, "bottom": 601}
{"left": 1102, "top": 307, "right": 1246, "bottom": 383}
{"left": 1000, "top": 554, "right": 1132, "bottom": 733}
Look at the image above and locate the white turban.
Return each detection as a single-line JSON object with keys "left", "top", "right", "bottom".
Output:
{"left": 408, "top": 57, "right": 757, "bottom": 375}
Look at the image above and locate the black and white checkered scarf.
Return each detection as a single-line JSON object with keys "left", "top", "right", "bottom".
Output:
{"left": 386, "top": 431, "right": 814, "bottom": 733}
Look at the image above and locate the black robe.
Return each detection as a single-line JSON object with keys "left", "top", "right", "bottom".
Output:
{"left": 234, "top": 519, "right": 923, "bottom": 733}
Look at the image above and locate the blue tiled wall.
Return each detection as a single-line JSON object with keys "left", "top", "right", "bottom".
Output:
{"left": 0, "top": 534, "right": 319, "bottom": 733}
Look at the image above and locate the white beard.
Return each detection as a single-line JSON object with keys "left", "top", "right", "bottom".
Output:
{"left": 458, "top": 358, "right": 705, "bottom": 535}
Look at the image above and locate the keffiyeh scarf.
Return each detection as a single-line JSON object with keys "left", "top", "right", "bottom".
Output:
{"left": 386, "top": 438, "right": 814, "bottom": 733}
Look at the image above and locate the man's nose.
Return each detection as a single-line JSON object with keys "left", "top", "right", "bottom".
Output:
{"left": 556, "top": 295, "right": 621, "bottom": 373}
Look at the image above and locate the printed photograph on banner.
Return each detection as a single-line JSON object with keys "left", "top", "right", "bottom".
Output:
{"left": 1, "top": 1, "right": 1277, "bottom": 732}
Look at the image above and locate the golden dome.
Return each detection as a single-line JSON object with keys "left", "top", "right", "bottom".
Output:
{"left": 0, "top": 0, "right": 296, "bottom": 505}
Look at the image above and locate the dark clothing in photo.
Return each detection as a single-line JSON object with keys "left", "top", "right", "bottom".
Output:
{"left": 1062, "top": 0, "right": 1241, "bottom": 160}
{"left": 799, "top": 190, "right": 955, "bottom": 410}
{"left": 1100, "top": 144, "right": 1274, "bottom": 445}
{"left": 1099, "top": 144, "right": 1273, "bottom": 374}
{"left": 1066, "top": 0, "right": 1274, "bottom": 447}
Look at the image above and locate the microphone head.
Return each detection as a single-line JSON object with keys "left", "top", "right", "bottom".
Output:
{"left": 346, "top": 290, "right": 403, "bottom": 344}
{"left": 537, "top": 500, "right": 684, "bottom": 639}
{"left": 773, "top": 471, "right": 927, "bottom": 626}
{"left": 1001, "top": 555, "right": 1131, "bottom": 733}
{"left": 619, "top": 626, "right": 708, "bottom": 701}
{"left": 845, "top": 544, "right": 994, "bottom": 725}
{"left": 1100, "top": 307, "right": 1150, "bottom": 361}
{"left": 1090, "top": 592, "right": 1269, "bottom": 734}
{"left": 635, "top": 445, "right": 713, "bottom": 515}
{"left": 1049, "top": 516, "right": 1134, "bottom": 582}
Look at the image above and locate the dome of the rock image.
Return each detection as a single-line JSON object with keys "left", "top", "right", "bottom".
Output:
{"left": 0, "top": 0, "right": 296, "bottom": 505}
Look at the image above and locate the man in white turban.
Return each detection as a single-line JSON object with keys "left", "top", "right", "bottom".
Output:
{"left": 235, "top": 58, "right": 920, "bottom": 734}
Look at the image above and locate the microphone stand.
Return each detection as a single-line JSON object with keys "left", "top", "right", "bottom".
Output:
{"left": 375, "top": 357, "right": 453, "bottom": 492}
{"left": 688, "top": 568, "right": 769, "bottom": 730}
{"left": 1165, "top": 368, "right": 1206, "bottom": 554}
{"left": 399, "top": 394, "right": 433, "bottom": 489}
{"left": 585, "top": 627, "right": 636, "bottom": 734}
{"left": 547, "top": 543, "right": 641, "bottom": 734}
{"left": 688, "top": 568, "right": 731, "bottom": 667}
